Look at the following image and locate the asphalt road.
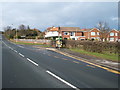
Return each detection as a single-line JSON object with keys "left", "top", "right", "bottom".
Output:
{"left": 2, "top": 35, "right": 119, "bottom": 89}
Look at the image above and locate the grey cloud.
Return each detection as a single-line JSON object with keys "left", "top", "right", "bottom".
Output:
{"left": 1, "top": 2, "right": 118, "bottom": 31}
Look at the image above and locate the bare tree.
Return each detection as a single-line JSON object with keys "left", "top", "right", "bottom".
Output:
{"left": 96, "top": 21, "right": 110, "bottom": 41}
{"left": 27, "top": 25, "right": 30, "bottom": 30}
{"left": 18, "top": 24, "right": 26, "bottom": 30}
{"left": 18, "top": 24, "right": 27, "bottom": 36}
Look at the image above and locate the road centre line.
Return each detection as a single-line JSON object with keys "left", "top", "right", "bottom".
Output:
{"left": 14, "top": 50, "right": 18, "bottom": 53}
{"left": 19, "top": 53, "right": 25, "bottom": 57}
{"left": 10, "top": 48, "right": 14, "bottom": 50}
{"left": 26, "top": 58, "right": 39, "bottom": 66}
{"left": 46, "top": 70, "right": 79, "bottom": 90}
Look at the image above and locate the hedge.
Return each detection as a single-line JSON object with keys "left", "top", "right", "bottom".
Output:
{"left": 62, "top": 40, "right": 119, "bottom": 54}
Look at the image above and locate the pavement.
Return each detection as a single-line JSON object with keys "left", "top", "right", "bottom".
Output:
{"left": 2, "top": 35, "right": 119, "bottom": 89}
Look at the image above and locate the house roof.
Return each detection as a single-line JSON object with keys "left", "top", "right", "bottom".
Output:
{"left": 46, "top": 27, "right": 101, "bottom": 32}
{"left": 47, "top": 27, "right": 52, "bottom": 31}
{"left": 47, "top": 27, "right": 58, "bottom": 31}
{"left": 79, "top": 29, "right": 91, "bottom": 32}
{"left": 108, "top": 29, "right": 119, "bottom": 33}
{"left": 59, "top": 27, "right": 80, "bottom": 31}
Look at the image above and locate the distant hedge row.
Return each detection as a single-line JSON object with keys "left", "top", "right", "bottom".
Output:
{"left": 62, "top": 40, "right": 120, "bottom": 54}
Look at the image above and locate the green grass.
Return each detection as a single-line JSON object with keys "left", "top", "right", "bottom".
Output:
{"left": 12, "top": 41, "right": 52, "bottom": 47}
{"left": 13, "top": 41, "right": 44, "bottom": 45}
{"left": 69, "top": 48, "right": 119, "bottom": 62}
{"left": 40, "top": 45, "right": 51, "bottom": 47}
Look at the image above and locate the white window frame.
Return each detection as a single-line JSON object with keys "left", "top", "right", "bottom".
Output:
{"left": 70, "top": 32, "right": 75, "bottom": 36}
{"left": 97, "top": 32, "right": 99, "bottom": 35}
{"left": 115, "top": 33, "right": 118, "bottom": 36}
{"left": 110, "top": 33, "right": 114, "bottom": 36}
{"left": 91, "top": 32, "right": 95, "bottom": 35}
{"left": 110, "top": 38, "right": 114, "bottom": 41}
{"left": 64, "top": 32, "right": 69, "bottom": 35}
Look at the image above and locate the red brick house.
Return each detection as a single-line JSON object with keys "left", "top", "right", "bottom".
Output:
{"left": 77, "top": 28, "right": 100, "bottom": 41}
{"left": 44, "top": 26, "right": 61, "bottom": 40}
{"left": 60, "top": 27, "right": 81, "bottom": 40}
{"left": 118, "top": 31, "right": 120, "bottom": 42}
{"left": 107, "top": 29, "right": 119, "bottom": 42}
{"left": 45, "top": 26, "right": 119, "bottom": 42}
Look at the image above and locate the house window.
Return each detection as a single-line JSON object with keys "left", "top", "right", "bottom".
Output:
{"left": 97, "top": 32, "right": 99, "bottom": 35}
{"left": 110, "top": 33, "right": 114, "bottom": 36}
{"left": 82, "top": 32, "right": 84, "bottom": 36}
{"left": 72, "top": 38, "right": 75, "bottom": 40}
{"left": 64, "top": 32, "right": 69, "bottom": 35}
{"left": 81, "top": 39, "right": 85, "bottom": 41}
{"left": 70, "top": 32, "right": 74, "bottom": 36}
{"left": 110, "top": 38, "right": 114, "bottom": 41}
{"left": 64, "top": 38, "right": 67, "bottom": 40}
{"left": 91, "top": 32, "right": 95, "bottom": 35}
{"left": 115, "top": 33, "right": 118, "bottom": 36}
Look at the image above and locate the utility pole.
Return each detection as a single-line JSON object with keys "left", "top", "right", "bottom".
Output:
{"left": 12, "top": 24, "right": 17, "bottom": 42}
{"left": 58, "top": 26, "right": 61, "bottom": 49}
{"left": 16, "top": 29, "right": 17, "bottom": 43}
{"left": 76, "top": 28, "right": 77, "bottom": 40}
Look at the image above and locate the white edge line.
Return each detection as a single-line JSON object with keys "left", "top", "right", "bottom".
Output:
{"left": 26, "top": 58, "right": 39, "bottom": 66}
{"left": 19, "top": 53, "right": 25, "bottom": 57}
{"left": 2, "top": 41, "right": 8, "bottom": 47}
{"left": 2, "top": 41, "right": 14, "bottom": 50}
{"left": 46, "top": 70, "right": 79, "bottom": 90}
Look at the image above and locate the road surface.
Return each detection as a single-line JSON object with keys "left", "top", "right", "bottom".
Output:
{"left": 2, "top": 35, "right": 119, "bottom": 89}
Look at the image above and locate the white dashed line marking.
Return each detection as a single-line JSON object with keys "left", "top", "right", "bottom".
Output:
{"left": 14, "top": 50, "right": 18, "bottom": 53}
{"left": 46, "top": 70, "right": 79, "bottom": 90}
{"left": 19, "top": 53, "right": 25, "bottom": 57}
{"left": 26, "top": 58, "right": 39, "bottom": 66}
{"left": 11, "top": 48, "right": 14, "bottom": 50}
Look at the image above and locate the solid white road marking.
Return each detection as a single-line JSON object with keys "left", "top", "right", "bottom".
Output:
{"left": 2, "top": 41, "right": 14, "bottom": 51}
{"left": 8, "top": 47, "right": 11, "bottom": 49}
{"left": 46, "top": 70, "right": 79, "bottom": 90}
{"left": 19, "top": 53, "right": 25, "bottom": 57}
{"left": 26, "top": 58, "right": 39, "bottom": 66}
{"left": 2, "top": 41, "right": 8, "bottom": 47}
{"left": 10, "top": 48, "right": 14, "bottom": 50}
{"left": 14, "top": 50, "right": 18, "bottom": 53}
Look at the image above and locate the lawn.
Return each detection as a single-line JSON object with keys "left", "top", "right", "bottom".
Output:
{"left": 11, "top": 40, "right": 52, "bottom": 47}
{"left": 14, "top": 42, "right": 44, "bottom": 45}
{"left": 69, "top": 48, "right": 119, "bottom": 62}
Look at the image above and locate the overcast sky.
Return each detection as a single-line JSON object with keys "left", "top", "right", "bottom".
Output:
{"left": 0, "top": 1, "right": 118, "bottom": 31}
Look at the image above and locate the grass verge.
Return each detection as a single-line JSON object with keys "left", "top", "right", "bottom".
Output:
{"left": 11, "top": 40, "right": 52, "bottom": 47}
{"left": 14, "top": 42, "right": 44, "bottom": 45}
{"left": 69, "top": 48, "right": 119, "bottom": 62}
